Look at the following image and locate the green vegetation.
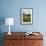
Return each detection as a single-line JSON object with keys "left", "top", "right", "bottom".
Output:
{"left": 23, "top": 13, "right": 31, "bottom": 22}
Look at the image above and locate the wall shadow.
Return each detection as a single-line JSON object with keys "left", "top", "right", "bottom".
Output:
{"left": 0, "top": 15, "right": 5, "bottom": 46}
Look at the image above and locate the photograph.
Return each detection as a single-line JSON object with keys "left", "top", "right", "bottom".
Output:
{"left": 20, "top": 8, "right": 33, "bottom": 24}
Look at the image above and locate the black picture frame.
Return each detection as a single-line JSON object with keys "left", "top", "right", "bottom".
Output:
{"left": 20, "top": 8, "right": 33, "bottom": 24}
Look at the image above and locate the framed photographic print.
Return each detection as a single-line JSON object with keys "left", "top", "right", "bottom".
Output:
{"left": 20, "top": 8, "right": 33, "bottom": 24}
